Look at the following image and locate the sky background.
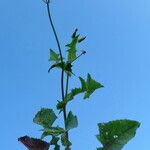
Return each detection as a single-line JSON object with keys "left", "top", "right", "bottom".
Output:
{"left": 0, "top": 0, "right": 149, "bottom": 149}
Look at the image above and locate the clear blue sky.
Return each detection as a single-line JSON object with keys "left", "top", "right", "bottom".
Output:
{"left": 0, "top": 0, "right": 149, "bottom": 149}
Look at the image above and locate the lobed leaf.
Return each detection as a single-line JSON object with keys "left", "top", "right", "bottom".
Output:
{"left": 56, "top": 74, "right": 103, "bottom": 110}
{"left": 96, "top": 119, "right": 140, "bottom": 150}
{"left": 83, "top": 73, "right": 104, "bottom": 99}
{"left": 66, "top": 29, "right": 86, "bottom": 62}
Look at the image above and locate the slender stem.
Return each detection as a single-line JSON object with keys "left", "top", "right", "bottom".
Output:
{"left": 46, "top": 3, "right": 63, "bottom": 62}
{"left": 71, "top": 51, "right": 86, "bottom": 63}
{"left": 65, "top": 73, "right": 70, "bottom": 142}
{"left": 65, "top": 74, "right": 70, "bottom": 97}
{"left": 46, "top": 3, "right": 70, "bottom": 149}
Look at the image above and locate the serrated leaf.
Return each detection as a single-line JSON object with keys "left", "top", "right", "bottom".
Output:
{"left": 66, "top": 29, "right": 86, "bottom": 62}
{"left": 83, "top": 73, "right": 104, "bottom": 99}
{"left": 97, "top": 119, "right": 140, "bottom": 150}
{"left": 49, "top": 49, "right": 61, "bottom": 62}
{"left": 56, "top": 74, "right": 103, "bottom": 110}
{"left": 61, "top": 133, "right": 72, "bottom": 147}
{"left": 65, "top": 111, "right": 78, "bottom": 131}
{"left": 41, "top": 126, "right": 65, "bottom": 139}
{"left": 33, "top": 108, "right": 57, "bottom": 128}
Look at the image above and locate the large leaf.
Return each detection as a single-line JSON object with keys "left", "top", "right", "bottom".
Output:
{"left": 33, "top": 108, "right": 57, "bottom": 128}
{"left": 41, "top": 126, "right": 65, "bottom": 139}
{"left": 66, "top": 29, "right": 86, "bottom": 62}
{"left": 65, "top": 111, "right": 78, "bottom": 131}
{"left": 96, "top": 119, "right": 140, "bottom": 150}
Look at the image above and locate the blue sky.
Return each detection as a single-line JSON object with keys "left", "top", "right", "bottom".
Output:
{"left": 0, "top": 0, "right": 149, "bottom": 149}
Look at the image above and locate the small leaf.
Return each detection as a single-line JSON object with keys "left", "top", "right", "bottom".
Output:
{"left": 66, "top": 29, "right": 86, "bottom": 62}
{"left": 96, "top": 119, "right": 140, "bottom": 150}
{"left": 65, "top": 111, "right": 78, "bottom": 131}
{"left": 33, "top": 108, "right": 57, "bottom": 128}
{"left": 49, "top": 49, "right": 60, "bottom": 62}
{"left": 61, "top": 133, "right": 72, "bottom": 147}
{"left": 48, "top": 62, "right": 64, "bottom": 72}
{"left": 83, "top": 73, "right": 104, "bottom": 99}
{"left": 48, "top": 62, "right": 74, "bottom": 75}
{"left": 41, "top": 126, "right": 65, "bottom": 139}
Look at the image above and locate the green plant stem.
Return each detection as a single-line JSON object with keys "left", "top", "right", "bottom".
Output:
{"left": 65, "top": 73, "right": 70, "bottom": 145}
{"left": 46, "top": 3, "right": 70, "bottom": 149}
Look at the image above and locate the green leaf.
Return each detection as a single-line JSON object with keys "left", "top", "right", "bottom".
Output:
{"left": 65, "top": 111, "right": 78, "bottom": 131}
{"left": 56, "top": 74, "right": 103, "bottom": 110}
{"left": 48, "top": 62, "right": 73, "bottom": 76}
{"left": 41, "top": 126, "right": 65, "bottom": 139}
{"left": 96, "top": 119, "right": 140, "bottom": 150}
{"left": 48, "top": 62, "right": 64, "bottom": 72}
{"left": 83, "top": 74, "right": 104, "bottom": 99}
{"left": 49, "top": 49, "right": 60, "bottom": 62}
{"left": 66, "top": 29, "right": 86, "bottom": 62}
{"left": 61, "top": 133, "right": 72, "bottom": 147}
{"left": 33, "top": 108, "right": 57, "bottom": 128}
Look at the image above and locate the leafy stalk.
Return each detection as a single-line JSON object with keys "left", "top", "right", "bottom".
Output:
{"left": 45, "top": 2, "right": 70, "bottom": 149}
